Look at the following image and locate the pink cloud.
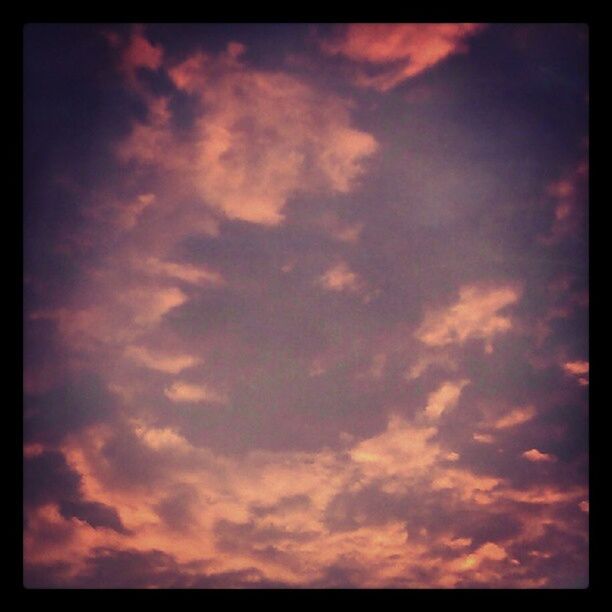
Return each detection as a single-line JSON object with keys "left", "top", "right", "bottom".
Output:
{"left": 119, "top": 25, "right": 163, "bottom": 86}
{"left": 423, "top": 379, "right": 469, "bottom": 421}
{"left": 415, "top": 283, "right": 521, "bottom": 350}
{"left": 493, "top": 406, "right": 536, "bottom": 430}
{"left": 318, "top": 261, "right": 362, "bottom": 293}
{"left": 521, "top": 449, "right": 557, "bottom": 463}
{"left": 321, "top": 24, "right": 484, "bottom": 91}
{"left": 539, "top": 161, "right": 588, "bottom": 245}
{"left": 118, "top": 41, "right": 379, "bottom": 226}
{"left": 164, "top": 381, "right": 228, "bottom": 404}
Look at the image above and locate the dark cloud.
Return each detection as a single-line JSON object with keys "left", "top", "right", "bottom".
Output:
{"left": 26, "top": 548, "right": 291, "bottom": 589}
{"left": 58, "top": 500, "right": 131, "bottom": 534}
{"left": 24, "top": 450, "right": 128, "bottom": 534}
{"left": 24, "top": 374, "right": 119, "bottom": 445}
{"left": 214, "top": 519, "right": 317, "bottom": 553}
{"left": 250, "top": 494, "right": 312, "bottom": 518}
{"left": 154, "top": 484, "right": 200, "bottom": 531}
{"left": 24, "top": 451, "right": 81, "bottom": 507}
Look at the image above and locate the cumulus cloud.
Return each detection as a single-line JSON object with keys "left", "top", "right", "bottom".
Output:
{"left": 320, "top": 24, "right": 484, "bottom": 91}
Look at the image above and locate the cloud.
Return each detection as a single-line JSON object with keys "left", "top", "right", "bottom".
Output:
{"left": 58, "top": 500, "right": 130, "bottom": 534}
{"left": 127, "top": 286, "right": 187, "bottom": 327}
{"left": 320, "top": 24, "right": 484, "bottom": 91}
{"left": 154, "top": 484, "right": 200, "bottom": 532}
{"left": 318, "top": 261, "right": 363, "bottom": 293}
{"left": 349, "top": 415, "right": 441, "bottom": 486}
{"left": 563, "top": 360, "right": 589, "bottom": 386}
{"left": 405, "top": 352, "right": 458, "bottom": 381}
{"left": 473, "top": 433, "right": 495, "bottom": 444}
{"left": 424, "top": 380, "right": 470, "bottom": 421}
{"left": 24, "top": 451, "right": 81, "bottom": 507}
{"left": 31, "top": 284, "right": 188, "bottom": 351}
{"left": 118, "top": 25, "right": 163, "bottom": 87}
{"left": 521, "top": 449, "right": 557, "bottom": 463}
{"left": 415, "top": 284, "right": 521, "bottom": 350}
{"left": 539, "top": 161, "right": 588, "bottom": 245}
{"left": 88, "top": 193, "right": 155, "bottom": 231}
{"left": 563, "top": 361, "right": 588, "bottom": 376}
{"left": 135, "top": 257, "right": 224, "bottom": 286}
{"left": 118, "top": 41, "right": 378, "bottom": 226}
{"left": 493, "top": 405, "right": 536, "bottom": 429}
{"left": 458, "top": 542, "right": 508, "bottom": 570}
{"left": 164, "top": 381, "right": 228, "bottom": 404}
{"left": 23, "top": 407, "right": 586, "bottom": 587}
{"left": 124, "top": 345, "right": 200, "bottom": 374}
{"left": 24, "top": 450, "right": 129, "bottom": 535}
{"left": 24, "top": 24, "right": 588, "bottom": 588}
{"left": 24, "top": 375, "right": 119, "bottom": 445}
{"left": 25, "top": 547, "right": 287, "bottom": 589}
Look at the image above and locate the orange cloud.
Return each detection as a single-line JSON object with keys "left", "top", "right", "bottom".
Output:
{"left": 415, "top": 284, "right": 521, "bottom": 350}
{"left": 118, "top": 194, "right": 155, "bottom": 230}
{"left": 563, "top": 360, "right": 589, "bottom": 376}
{"left": 493, "top": 406, "right": 536, "bottom": 430}
{"left": 321, "top": 24, "right": 484, "bottom": 91}
{"left": 423, "top": 379, "right": 469, "bottom": 421}
{"left": 521, "top": 449, "right": 556, "bottom": 463}
{"left": 136, "top": 257, "right": 224, "bottom": 286}
{"left": 118, "top": 41, "right": 378, "bottom": 226}
{"left": 24, "top": 405, "right": 585, "bottom": 588}
{"left": 561, "top": 360, "right": 589, "bottom": 387}
{"left": 124, "top": 346, "right": 200, "bottom": 374}
{"left": 164, "top": 381, "right": 228, "bottom": 404}
{"left": 124, "top": 286, "right": 187, "bottom": 327}
{"left": 405, "top": 351, "right": 458, "bottom": 381}
{"left": 318, "top": 261, "right": 362, "bottom": 293}
{"left": 350, "top": 415, "right": 440, "bottom": 486}
{"left": 473, "top": 432, "right": 495, "bottom": 444}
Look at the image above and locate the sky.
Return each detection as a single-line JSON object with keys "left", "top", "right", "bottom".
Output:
{"left": 23, "top": 23, "right": 589, "bottom": 589}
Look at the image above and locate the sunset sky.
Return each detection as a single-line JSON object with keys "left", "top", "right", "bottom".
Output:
{"left": 23, "top": 23, "right": 589, "bottom": 588}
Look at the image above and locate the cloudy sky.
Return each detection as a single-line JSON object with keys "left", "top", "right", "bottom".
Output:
{"left": 23, "top": 23, "right": 588, "bottom": 589}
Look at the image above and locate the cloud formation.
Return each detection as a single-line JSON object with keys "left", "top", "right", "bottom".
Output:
{"left": 321, "top": 24, "right": 484, "bottom": 91}
{"left": 24, "top": 23, "right": 588, "bottom": 589}
{"left": 415, "top": 284, "right": 521, "bottom": 351}
{"left": 118, "top": 41, "right": 378, "bottom": 225}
